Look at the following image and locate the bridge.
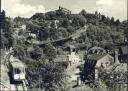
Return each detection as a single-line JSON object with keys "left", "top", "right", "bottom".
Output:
{"left": 32, "top": 25, "right": 87, "bottom": 46}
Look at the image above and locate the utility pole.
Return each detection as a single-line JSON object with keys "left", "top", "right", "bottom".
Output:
{"left": 0, "top": 0, "right": 1, "bottom": 13}
{"left": 126, "top": 1, "right": 128, "bottom": 87}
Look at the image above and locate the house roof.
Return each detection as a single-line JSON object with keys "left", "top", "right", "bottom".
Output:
{"left": 11, "top": 60, "right": 25, "bottom": 68}
{"left": 10, "top": 55, "right": 26, "bottom": 68}
{"left": 89, "top": 46, "right": 104, "bottom": 51}
{"left": 87, "top": 53, "right": 108, "bottom": 61}
{"left": 121, "top": 45, "right": 128, "bottom": 55}
{"left": 54, "top": 55, "right": 67, "bottom": 62}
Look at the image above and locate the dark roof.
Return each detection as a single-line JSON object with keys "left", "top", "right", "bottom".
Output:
{"left": 121, "top": 45, "right": 128, "bottom": 55}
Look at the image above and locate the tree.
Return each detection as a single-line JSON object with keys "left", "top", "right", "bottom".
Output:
{"left": 0, "top": 35, "right": 9, "bottom": 49}
{"left": 26, "top": 20, "right": 41, "bottom": 34}
{"left": 95, "top": 11, "right": 98, "bottom": 15}
{"left": 25, "top": 57, "right": 66, "bottom": 90}
{"left": 30, "top": 13, "right": 46, "bottom": 20}
{"left": 80, "top": 9, "right": 87, "bottom": 17}
{"left": 101, "top": 15, "right": 106, "bottom": 22}
{"left": 29, "top": 46, "right": 43, "bottom": 60}
{"left": 105, "top": 17, "right": 111, "bottom": 25}
{"left": 13, "top": 44, "right": 26, "bottom": 59}
{"left": 62, "top": 19, "right": 70, "bottom": 28}
{"left": 98, "top": 65, "right": 127, "bottom": 91}
{"left": 110, "top": 17, "right": 115, "bottom": 25}
{"left": 115, "top": 19, "right": 120, "bottom": 26}
{"left": 72, "top": 14, "right": 87, "bottom": 27}
{"left": 45, "top": 11, "right": 57, "bottom": 20}
{"left": 0, "top": 11, "right": 14, "bottom": 50}
{"left": 43, "top": 44, "right": 57, "bottom": 60}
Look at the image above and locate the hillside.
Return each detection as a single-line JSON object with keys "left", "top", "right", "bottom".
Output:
{"left": 0, "top": 7, "right": 128, "bottom": 90}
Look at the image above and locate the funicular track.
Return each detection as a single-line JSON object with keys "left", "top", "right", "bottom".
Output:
{"left": 15, "top": 80, "right": 27, "bottom": 91}
{"left": 3, "top": 50, "right": 28, "bottom": 91}
{"left": 34, "top": 26, "right": 88, "bottom": 45}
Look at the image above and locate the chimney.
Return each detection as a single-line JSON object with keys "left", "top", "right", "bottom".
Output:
{"left": 114, "top": 49, "right": 119, "bottom": 64}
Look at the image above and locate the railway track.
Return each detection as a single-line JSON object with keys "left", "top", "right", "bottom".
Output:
{"left": 3, "top": 50, "right": 28, "bottom": 91}
{"left": 33, "top": 25, "right": 87, "bottom": 45}
{"left": 15, "top": 80, "right": 27, "bottom": 91}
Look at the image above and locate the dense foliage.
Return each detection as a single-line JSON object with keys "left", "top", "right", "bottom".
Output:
{"left": 1, "top": 8, "right": 127, "bottom": 90}
{"left": 0, "top": 11, "right": 13, "bottom": 49}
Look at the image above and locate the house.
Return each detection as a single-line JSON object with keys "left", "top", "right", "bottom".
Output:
{"left": 84, "top": 47, "right": 119, "bottom": 80}
{"left": 55, "top": 45, "right": 81, "bottom": 66}
{"left": 87, "top": 53, "right": 115, "bottom": 79}
{"left": 51, "top": 20, "right": 59, "bottom": 29}
{"left": 44, "top": 20, "right": 59, "bottom": 29}
{"left": 66, "top": 45, "right": 80, "bottom": 64}
{"left": 54, "top": 20, "right": 59, "bottom": 29}
{"left": 67, "top": 51, "right": 80, "bottom": 64}
{"left": 27, "top": 32, "right": 37, "bottom": 39}
{"left": 20, "top": 24, "right": 26, "bottom": 31}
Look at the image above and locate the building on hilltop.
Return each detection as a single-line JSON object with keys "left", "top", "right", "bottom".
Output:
{"left": 56, "top": 6, "right": 71, "bottom": 14}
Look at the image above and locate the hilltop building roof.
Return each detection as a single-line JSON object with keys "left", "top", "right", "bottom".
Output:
{"left": 56, "top": 6, "right": 71, "bottom": 14}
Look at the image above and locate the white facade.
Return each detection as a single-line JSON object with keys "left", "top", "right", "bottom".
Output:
{"left": 28, "top": 33, "right": 37, "bottom": 39}
{"left": 67, "top": 52, "right": 80, "bottom": 63}
{"left": 20, "top": 24, "right": 26, "bottom": 30}
{"left": 14, "top": 73, "right": 25, "bottom": 81}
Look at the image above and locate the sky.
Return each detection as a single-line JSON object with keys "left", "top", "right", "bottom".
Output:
{"left": 1, "top": 0, "right": 127, "bottom": 21}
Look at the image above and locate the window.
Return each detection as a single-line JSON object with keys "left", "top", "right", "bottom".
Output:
{"left": 15, "top": 68, "right": 21, "bottom": 74}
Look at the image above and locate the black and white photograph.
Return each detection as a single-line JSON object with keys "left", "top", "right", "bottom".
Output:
{"left": 0, "top": 0, "right": 128, "bottom": 91}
